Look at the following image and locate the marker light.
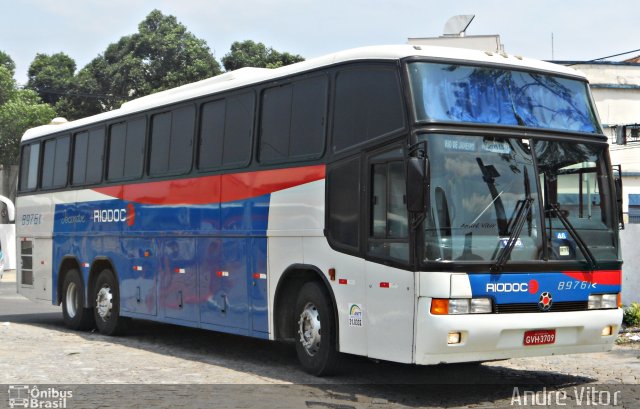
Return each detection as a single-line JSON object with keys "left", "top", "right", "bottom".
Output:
{"left": 588, "top": 294, "right": 619, "bottom": 309}
{"left": 601, "top": 326, "right": 614, "bottom": 336}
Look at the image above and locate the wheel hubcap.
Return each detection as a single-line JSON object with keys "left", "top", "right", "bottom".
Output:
{"left": 65, "top": 282, "right": 78, "bottom": 318}
{"left": 96, "top": 286, "right": 113, "bottom": 321}
{"left": 298, "top": 302, "right": 321, "bottom": 356}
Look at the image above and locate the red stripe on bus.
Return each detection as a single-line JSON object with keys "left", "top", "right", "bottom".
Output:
{"left": 93, "top": 165, "right": 326, "bottom": 205}
{"left": 561, "top": 270, "right": 621, "bottom": 285}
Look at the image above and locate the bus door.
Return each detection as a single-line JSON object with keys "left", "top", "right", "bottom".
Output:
{"left": 364, "top": 145, "right": 415, "bottom": 363}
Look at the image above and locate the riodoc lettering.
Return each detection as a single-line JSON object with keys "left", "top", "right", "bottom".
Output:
{"left": 93, "top": 208, "right": 127, "bottom": 223}
{"left": 486, "top": 282, "right": 529, "bottom": 293}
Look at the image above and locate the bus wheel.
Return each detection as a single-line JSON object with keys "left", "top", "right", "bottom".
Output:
{"left": 61, "top": 269, "right": 94, "bottom": 330}
{"left": 294, "top": 281, "right": 339, "bottom": 376}
{"left": 93, "top": 269, "right": 128, "bottom": 336}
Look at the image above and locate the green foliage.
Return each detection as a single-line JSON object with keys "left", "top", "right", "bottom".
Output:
{"left": 0, "top": 51, "right": 15, "bottom": 76}
{"left": 0, "top": 88, "right": 56, "bottom": 167}
{"left": 59, "top": 9, "right": 221, "bottom": 120}
{"left": 0, "top": 66, "right": 17, "bottom": 106}
{"left": 0, "top": 57, "right": 57, "bottom": 167}
{"left": 222, "top": 40, "right": 304, "bottom": 71}
{"left": 26, "top": 53, "right": 76, "bottom": 105}
{"left": 624, "top": 302, "right": 640, "bottom": 327}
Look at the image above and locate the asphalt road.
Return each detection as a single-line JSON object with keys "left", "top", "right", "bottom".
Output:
{"left": 1, "top": 272, "right": 639, "bottom": 409}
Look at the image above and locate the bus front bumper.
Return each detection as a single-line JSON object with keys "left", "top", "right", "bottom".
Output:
{"left": 414, "top": 297, "right": 623, "bottom": 365}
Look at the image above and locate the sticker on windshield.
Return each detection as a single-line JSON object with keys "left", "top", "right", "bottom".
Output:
{"left": 499, "top": 238, "right": 523, "bottom": 248}
{"left": 482, "top": 140, "right": 511, "bottom": 154}
{"left": 444, "top": 139, "right": 476, "bottom": 152}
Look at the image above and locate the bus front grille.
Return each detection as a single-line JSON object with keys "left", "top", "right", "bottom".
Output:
{"left": 494, "top": 301, "right": 589, "bottom": 314}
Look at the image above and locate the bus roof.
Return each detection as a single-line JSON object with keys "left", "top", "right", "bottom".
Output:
{"left": 21, "top": 44, "right": 586, "bottom": 142}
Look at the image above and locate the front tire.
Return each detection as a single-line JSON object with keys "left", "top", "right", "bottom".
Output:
{"left": 294, "top": 281, "right": 339, "bottom": 376}
{"left": 93, "top": 269, "right": 128, "bottom": 335}
{"left": 61, "top": 269, "right": 94, "bottom": 330}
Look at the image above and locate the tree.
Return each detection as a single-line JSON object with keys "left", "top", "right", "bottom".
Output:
{"left": 26, "top": 53, "right": 76, "bottom": 106}
{"left": 222, "top": 40, "right": 304, "bottom": 71}
{"left": 0, "top": 51, "right": 15, "bottom": 76}
{"left": 58, "top": 9, "right": 221, "bottom": 119}
{"left": 0, "top": 65, "right": 16, "bottom": 106}
{"left": 0, "top": 66, "right": 56, "bottom": 167}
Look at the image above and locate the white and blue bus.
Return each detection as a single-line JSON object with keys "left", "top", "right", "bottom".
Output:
{"left": 16, "top": 45, "right": 623, "bottom": 375}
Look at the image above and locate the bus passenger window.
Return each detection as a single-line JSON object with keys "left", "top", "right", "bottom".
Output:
{"left": 19, "top": 144, "right": 40, "bottom": 191}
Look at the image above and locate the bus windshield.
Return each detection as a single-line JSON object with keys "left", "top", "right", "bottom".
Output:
{"left": 422, "top": 134, "right": 618, "bottom": 265}
{"left": 408, "top": 62, "right": 601, "bottom": 134}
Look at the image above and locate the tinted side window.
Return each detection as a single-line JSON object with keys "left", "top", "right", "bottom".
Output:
{"left": 327, "top": 156, "right": 361, "bottom": 252}
{"left": 150, "top": 106, "right": 195, "bottom": 176}
{"left": 260, "top": 85, "right": 291, "bottom": 162}
{"left": 72, "top": 131, "right": 89, "bottom": 185}
{"left": 150, "top": 112, "right": 172, "bottom": 175}
{"left": 107, "top": 123, "right": 126, "bottom": 180}
{"left": 41, "top": 140, "right": 56, "bottom": 188}
{"left": 223, "top": 93, "right": 254, "bottom": 167}
{"left": 169, "top": 106, "right": 195, "bottom": 174}
{"left": 42, "top": 136, "right": 70, "bottom": 189}
{"left": 290, "top": 77, "right": 327, "bottom": 158}
{"left": 53, "top": 136, "right": 70, "bottom": 187}
{"left": 86, "top": 127, "right": 105, "bottom": 184}
{"left": 19, "top": 144, "right": 40, "bottom": 191}
{"left": 259, "top": 76, "right": 327, "bottom": 163}
{"left": 199, "top": 100, "right": 225, "bottom": 169}
{"left": 123, "top": 118, "right": 145, "bottom": 179}
{"left": 333, "top": 67, "right": 405, "bottom": 153}
{"left": 198, "top": 92, "right": 254, "bottom": 170}
{"left": 108, "top": 118, "right": 146, "bottom": 181}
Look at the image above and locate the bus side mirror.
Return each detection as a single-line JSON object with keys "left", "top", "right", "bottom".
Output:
{"left": 614, "top": 168, "right": 624, "bottom": 230}
{"left": 407, "top": 156, "right": 428, "bottom": 213}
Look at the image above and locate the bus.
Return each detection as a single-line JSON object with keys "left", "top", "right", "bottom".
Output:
{"left": 16, "top": 45, "right": 623, "bottom": 375}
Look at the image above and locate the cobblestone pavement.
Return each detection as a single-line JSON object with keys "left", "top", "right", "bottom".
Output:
{"left": 1, "top": 272, "right": 639, "bottom": 408}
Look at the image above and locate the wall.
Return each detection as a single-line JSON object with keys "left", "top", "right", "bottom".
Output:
{"left": 620, "top": 224, "right": 640, "bottom": 305}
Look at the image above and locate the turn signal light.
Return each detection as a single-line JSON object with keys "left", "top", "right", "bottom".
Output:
{"left": 431, "top": 299, "right": 449, "bottom": 315}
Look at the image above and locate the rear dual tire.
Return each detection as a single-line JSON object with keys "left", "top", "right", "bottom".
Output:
{"left": 61, "top": 269, "right": 94, "bottom": 330}
{"left": 93, "top": 269, "right": 129, "bottom": 336}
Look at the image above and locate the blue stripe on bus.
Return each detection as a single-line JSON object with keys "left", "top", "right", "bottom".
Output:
{"left": 52, "top": 194, "right": 270, "bottom": 336}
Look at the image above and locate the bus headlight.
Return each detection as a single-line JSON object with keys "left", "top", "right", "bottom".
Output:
{"left": 431, "top": 298, "right": 493, "bottom": 315}
{"left": 588, "top": 294, "right": 619, "bottom": 309}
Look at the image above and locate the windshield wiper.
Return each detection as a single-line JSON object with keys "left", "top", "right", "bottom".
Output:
{"left": 548, "top": 203, "right": 597, "bottom": 269}
{"left": 490, "top": 197, "right": 534, "bottom": 273}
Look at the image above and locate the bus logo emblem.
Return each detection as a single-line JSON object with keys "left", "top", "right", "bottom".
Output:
{"left": 538, "top": 292, "right": 553, "bottom": 312}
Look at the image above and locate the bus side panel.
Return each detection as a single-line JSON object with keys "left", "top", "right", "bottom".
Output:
{"left": 250, "top": 237, "right": 268, "bottom": 333}
{"left": 198, "top": 237, "right": 250, "bottom": 330}
{"left": 364, "top": 261, "right": 415, "bottom": 363}
{"left": 302, "top": 237, "right": 368, "bottom": 357}
{"left": 17, "top": 192, "right": 58, "bottom": 302}
{"left": 119, "top": 237, "right": 157, "bottom": 316}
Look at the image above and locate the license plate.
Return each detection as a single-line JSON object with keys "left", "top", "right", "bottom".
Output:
{"left": 523, "top": 329, "right": 556, "bottom": 346}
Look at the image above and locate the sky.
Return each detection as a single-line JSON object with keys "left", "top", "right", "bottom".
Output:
{"left": 1, "top": 0, "right": 640, "bottom": 85}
